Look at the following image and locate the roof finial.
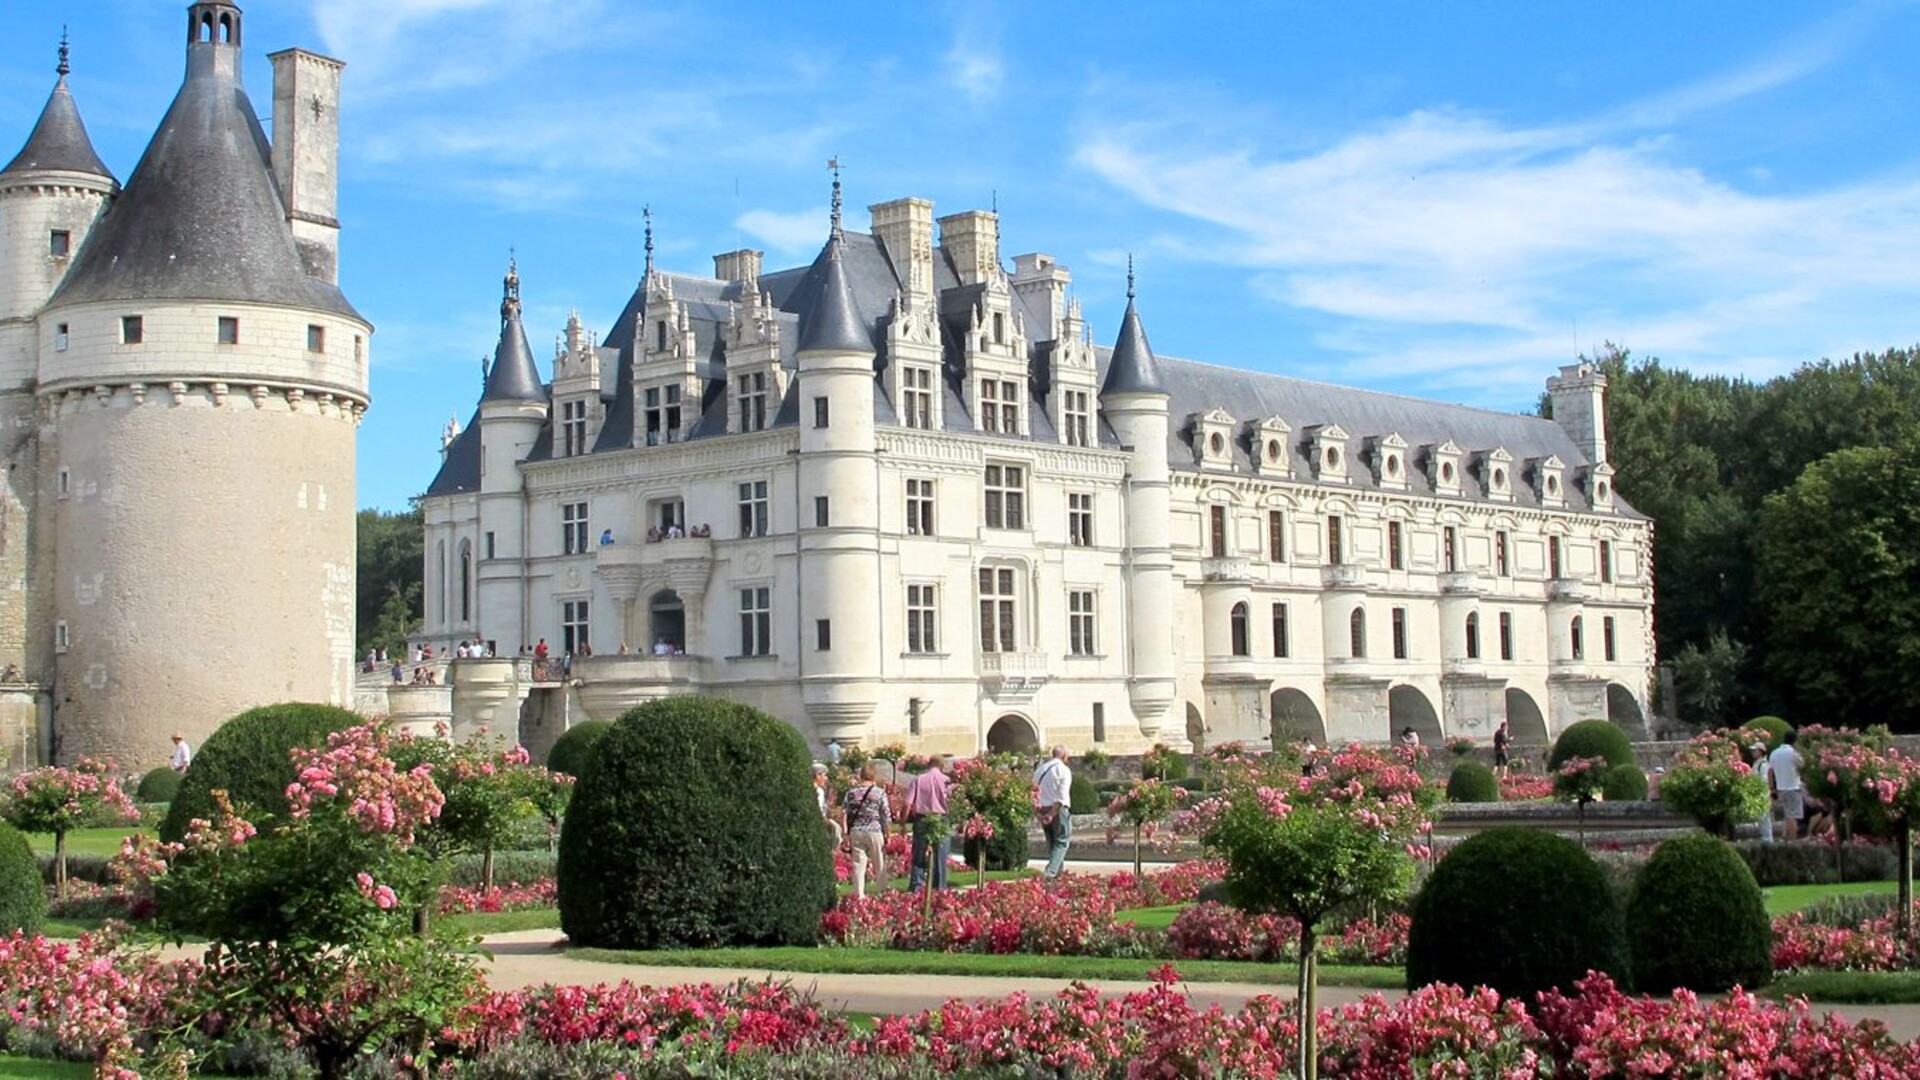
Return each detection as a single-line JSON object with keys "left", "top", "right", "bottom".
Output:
{"left": 827, "top": 157, "right": 842, "bottom": 237}
{"left": 57, "top": 26, "right": 70, "bottom": 78}
{"left": 1126, "top": 253, "right": 1136, "bottom": 301}
{"left": 501, "top": 249, "right": 520, "bottom": 323}
{"left": 643, "top": 204, "right": 654, "bottom": 277}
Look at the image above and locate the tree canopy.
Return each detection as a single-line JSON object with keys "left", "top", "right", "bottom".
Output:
{"left": 358, "top": 507, "right": 423, "bottom": 658}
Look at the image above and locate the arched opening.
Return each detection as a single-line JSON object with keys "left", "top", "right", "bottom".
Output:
{"left": 219, "top": 13, "right": 234, "bottom": 43}
{"left": 1269, "top": 687, "right": 1325, "bottom": 747}
{"left": 1465, "top": 612, "right": 1481, "bottom": 659}
{"left": 1388, "top": 684, "right": 1442, "bottom": 745}
{"left": 647, "top": 590, "right": 686, "bottom": 653}
{"left": 1570, "top": 615, "right": 1585, "bottom": 660}
{"left": 986, "top": 714, "right": 1039, "bottom": 754}
{"left": 1229, "top": 602, "right": 1250, "bottom": 656}
{"left": 1185, "top": 701, "right": 1206, "bottom": 752}
{"left": 1349, "top": 606, "right": 1367, "bottom": 658}
{"left": 457, "top": 540, "right": 472, "bottom": 624}
{"left": 1606, "top": 683, "right": 1648, "bottom": 740}
{"left": 197, "top": 12, "right": 214, "bottom": 43}
{"left": 1505, "top": 687, "right": 1549, "bottom": 746}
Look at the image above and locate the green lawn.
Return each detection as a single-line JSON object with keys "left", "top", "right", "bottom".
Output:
{"left": 0, "top": 1056, "right": 92, "bottom": 1078}
{"left": 1767, "top": 970, "right": 1920, "bottom": 1005}
{"left": 24, "top": 826, "right": 152, "bottom": 859}
{"left": 1113, "top": 904, "right": 1184, "bottom": 930}
{"left": 445, "top": 908, "right": 561, "bottom": 935}
{"left": 1762, "top": 880, "right": 1898, "bottom": 916}
{"left": 840, "top": 869, "right": 1034, "bottom": 896}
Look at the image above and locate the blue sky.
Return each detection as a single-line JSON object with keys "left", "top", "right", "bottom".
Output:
{"left": 6, "top": 1, "right": 1919, "bottom": 511}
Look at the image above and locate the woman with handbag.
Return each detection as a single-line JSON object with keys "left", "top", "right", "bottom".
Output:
{"left": 841, "top": 762, "right": 891, "bottom": 898}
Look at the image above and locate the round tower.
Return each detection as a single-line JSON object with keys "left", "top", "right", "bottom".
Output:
{"left": 35, "top": 4, "right": 372, "bottom": 766}
{"left": 474, "top": 258, "right": 548, "bottom": 657}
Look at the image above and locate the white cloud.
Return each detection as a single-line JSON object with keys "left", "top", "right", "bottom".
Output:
{"left": 945, "top": 6, "right": 1003, "bottom": 106}
{"left": 734, "top": 208, "right": 829, "bottom": 256}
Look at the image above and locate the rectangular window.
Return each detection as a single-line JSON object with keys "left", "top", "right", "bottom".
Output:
{"left": 307, "top": 324, "right": 326, "bottom": 353}
{"left": 816, "top": 619, "right": 832, "bottom": 651}
{"left": 1571, "top": 618, "right": 1586, "bottom": 660}
{"left": 54, "top": 322, "right": 68, "bottom": 352}
{"left": 1068, "top": 492, "right": 1094, "bottom": 547}
{"left": 984, "top": 463, "right": 1025, "bottom": 530}
{"left": 644, "top": 384, "right": 683, "bottom": 445}
{"left": 737, "top": 480, "right": 769, "bottom": 538}
{"left": 1327, "top": 515, "right": 1344, "bottom": 564}
{"left": 1092, "top": 703, "right": 1106, "bottom": 743}
{"left": 978, "top": 566, "right": 1017, "bottom": 653}
{"left": 1209, "top": 505, "right": 1228, "bottom": 558}
{"left": 484, "top": 531, "right": 495, "bottom": 560}
{"left": 992, "top": 311, "right": 1006, "bottom": 344}
{"left": 1600, "top": 540, "right": 1614, "bottom": 584}
{"left": 814, "top": 496, "right": 830, "bottom": 528}
{"left": 1392, "top": 606, "right": 1408, "bottom": 660}
{"left": 49, "top": 230, "right": 69, "bottom": 257}
{"left": 562, "top": 600, "right": 590, "bottom": 655}
{"left": 737, "top": 372, "right": 768, "bottom": 433}
{"left": 55, "top": 468, "right": 69, "bottom": 499}
{"left": 54, "top": 621, "right": 69, "bottom": 653}
{"left": 739, "top": 587, "right": 772, "bottom": 657}
{"left": 121, "top": 315, "right": 143, "bottom": 345}
{"left": 1063, "top": 389, "right": 1091, "bottom": 447}
{"left": 1549, "top": 535, "right": 1563, "bottom": 579}
{"left": 1499, "top": 611, "right": 1514, "bottom": 661}
{"left": 1388, "top": 520, "right": 1404, "bottom": 570}
{"left": 217, "top": 316, "right": 239, "bottom": 345}
{"left": 980, "top": 378, "right": 1019, "bottom": 434}
{"left": 1272, "top": 602, "right": 1290, "bottom": 658}
{"left": 906, "top": 478, "right": 936, "bottom": 536}
{"left": 1068, "top": 590, "right": 1097, "bottom": 656}
{"left": 562, "top": 502, "right": 590, "bottom": 554}
{"left": 906, "top": 583, "right": 938, "bottom": 654}
{"left": 354, "top": 335, "right": 365, "bottom": 366}
{"left": 902, "top": 366, "right": 934, "bottom": 429}
{"left": 655, "top": 320, "right": 668, "bottom": 352}
{"left": 909, "top": 697, "right": 923, "bottom": 735}
{"left": 1604, "top": 616, "right": 1617, "bottom": 661}
{"left": 1466, "top": 615, "right": 1481, "bottom": 660}
{"left": 1268, "top": 510, "right": 1286, "bottom": 562}
{"left": 1495, "top": 531, "right": 1510, "bottom": 577}
{"left": 813, "top": 395, "right": 830, "bottom": 429}
{"left": 1443, "top": 526, "right": 1458, "bottom": 573}
{"left": 561, "top": 399, "right": 588, "bottom": 457}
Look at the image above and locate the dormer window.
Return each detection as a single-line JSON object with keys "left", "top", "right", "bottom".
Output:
{"left": 1255, "top": 417, "right": 1292, "bottom": 479}
{"left": 49, "top": 230, "right": 70, "bottom": 258}
{"left": 902, "top": 366, "right": 936, "bottom": 430}
{"left": 1372, "top": 433, "right": 1409, "bottom": 490}
{"left": 1428, "top": 440, "right": 1464, "bottom": 496}
{"left": 1481, "top": 447, "right": 1514, "bottom": 502}
{"left": 1534, "top": 454, "right": 1567, "bottom": 508}
{"left": 992, "top": 311, "right": 1005, "bottom": 345}
{"left": 1062, "top": 389, "right": 1091, "bottom": 447}
{"left": 1309, "top": 425, "right": 1351, "bottom": 483}
{"left": 1193, "top": 409, "right": 1235, "bottom": 469}
{"left": 1586, "top": 462, "right": 1617, "bottom": 511}
{"left": 655, "top": 320, "right": 668, "bottom": 352}
{"left": 644, "top": 384, "right": 682, "bottom": 445}
{"left": 980, "top": 379, "right": 1019, "bottom": 434}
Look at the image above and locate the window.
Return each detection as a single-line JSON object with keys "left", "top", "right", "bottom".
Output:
{"left": 908, "top": 697, "right": 923, "bottom": 735}
{"left": 737, "top": 480, "right": 769, "bottom": 538}
{"left": 1068, "top": 590, "right": 1097, "bottom": 656}
{"left": 816, "top": 619, "right": 832, "bottom": 651}
{"left": 902, "top": 366, "right": 934, "bottom": 429}
{"left": 217, "top": 316, "right": 239, "bottom": 345}
{"left": 307, "top": 324, "right": 326, "bottom": 353}
{"left": 354, "top": 335, "right": 365, "bottom": 366}
{"left": 1549, "top": 535, "right": 1563, "bottom": 579}
{"left": 1268, "top": 510, "right": 1286, "bottom": 562}
{"left": 992, "top": 311, "right": 1006, "bottom": 345}
{"left": 1443, "top": 526, "right": 1458, "bottom": 573}
{"left": 484, "top": 531, "right": 495, "bottom": 560}
{"left": 54, "top": 322, "right": 68, "bottom": 351}
{"left": 1092, "top": 703, "right": 1106, "bottom": 743}
{"left": 978, "top": 566, "right": 1017, "bottom": 653}
{"left": 1391, "top": 606, "right": 1408, "bottom": 659}
{"left": 906, "top": 478, "right": 935, "bottom": 536}
{"left": 653, "top": 499, "right": 684, "bottom": 532}
{"left": 739, "top": 587, "right": 772, "bottom": 656}
{"left": 1063, "top": 389, "right": 1091, "bottom": 447}
{"left": 56, "top": 468, "right": 70, "bottom": 498}
{"left": 49, "top": 230, "right": 69, "bottom": 257}
{"left": 814, "top": 496, "right": 830, "bottom": 528}
{"left": 1349, "top": 607, "right": 1367, "bottom": 658}
{"left": 1209, "top": 505, "right": 1228, "bottom": 557}
{"left": 562, "top": 600, "right": 590, "bottom": 655}
{"left": 1570, "top": 615, "right": 1585, "bottom": 660}
{"left": 1465, "top": 612, "right": 1481, "bottom": 659}
{"left": 813, "top": 395, "right": 830, "bottom": 429}
{"left": 121, "top": 315, "right": 143, "bottom": 345}
{"left": 1327, "top": 515, "right": 1344, "bottom": 564}
{"left": 1603, "top": 616, "right": 1617, "bottom": 662}
{"left": 906, "top": 584, "right": 938, "bottom": 653}
{"left": 980, "top": 378, "right": 1019, "bottom": 433}
{"left": 561, "top": 399, "right": 588, "bottom": 457}
{"left": 1495, "top": 531, "right": 1510, "bottom": 576}
{"left": 1388, "top": 520, "right": 1404, "bottom": 570}
{"left": 737, "top": 372, "right": 768, "bottom": 432}
{"left": 655, "top": 320, "right": 668, "bottom": 352}
{"left": 459, "top": 540, "right": 472, "bottom": 623}
{"left": 562, "top": 502, "right": 590, "bottom": 554}
{"left": 644, "top": 384, "right": 683, "bottom": 445}
{"left": 1600, "top": 540, "right": 1614, "bottom": 584}
{"left": 54, "top": 621, "right": 69, "bottom": 653}
{"left": 1068, "top": 492, "right": 1094, "bottom": 547}
{"left": 1271, "top": 603, "right": 1290, "bottom": 658}
{"left": 1499, "top": 612, "right": 1513, "bottom": 660}
{"left": 984, "top": 464, "right": 1025, "bottom": 529}
{"left": 1230, "top": 601, "right": 1250, "bottom": 657}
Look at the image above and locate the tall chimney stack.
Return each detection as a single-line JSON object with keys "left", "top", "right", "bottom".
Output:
{"left": 268, "top": 48, "right": 344, "bottom": 283}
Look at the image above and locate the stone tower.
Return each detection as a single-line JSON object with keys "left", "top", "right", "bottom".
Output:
{"left": 12, "top": 4, "right": 372, "bottom": 766}
{"left": 474, "top": 259, "right": 547, "bottom": 655}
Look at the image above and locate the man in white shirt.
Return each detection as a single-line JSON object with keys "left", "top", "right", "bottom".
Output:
{"left": 1033, "top": 746, "right": 1074, "bottom": 878}
{"left": 170, "top": 732, "right": 192, "bottom": 773}
{"left": 1768, "top": 731, "right": 1805, "bottom": 841}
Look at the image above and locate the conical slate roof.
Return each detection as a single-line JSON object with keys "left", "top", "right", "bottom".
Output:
{"left": 47, "top": 37, "right": 359, "bottom": 319}
{"left": 1100, "top": 293, "right": 1166, "bottom": 396}
{"left": 1, "top": 69, "right": 113, "bottom": 181}
{"left": 481, "top": 262, "right": 545, "bottom": 403}
{"left": 795, "top": 233, "right": 873, "bottom": 355}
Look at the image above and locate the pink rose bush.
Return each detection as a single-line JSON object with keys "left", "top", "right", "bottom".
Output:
{"left": 2, "top": 757, "right": 140, "bottom": 899}
{"left": 1166, "top": 903, "right": 1412, "bottom": 965}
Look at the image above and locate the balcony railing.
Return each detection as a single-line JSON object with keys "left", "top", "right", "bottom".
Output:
{"left": 1547, "top": 577, "right": 1588, "bottom": 602}
{"left": 1322, "top": 563, "right": 1367, "bottom": 590}
{"left": 1201, "top": 556, "right": 1253, "bottom": 583}
{"left": 981, "top": 649, "right": 1049, "bottom": 698}
{"left": 1439, "top": 571, "right": 1483, "bottom": 595}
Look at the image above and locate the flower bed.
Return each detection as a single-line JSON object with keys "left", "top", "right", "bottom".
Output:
{"left": 1499, "top": 772, "right": 1556, "bottom": 801}
{"left": 439, "top": 879, "right": 558, "bottom": 915}
{"left": 1773, "top": 902, "right": 1920, "bottom": 973}
{"left": 1166, "top": 902, "right": 1411, "bottom": 965}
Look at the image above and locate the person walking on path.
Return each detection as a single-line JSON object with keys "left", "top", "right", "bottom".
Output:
{"left": 169, "top": 732, "right": 193, "bottom": 773}
{"left": 904, "top": 756, "right": 952, "bottom": 891}
{"left": 841, "top": 763, "right": 890, "bottom": 899}
{"left": 1768, "top": 731, "right": 1806, "bottom": 841}
{"left": 813, "top": 763, "right": 844, "bottom": 849}
{"left": 1034, "top": 746, "right": 1074, "bottom": 879}
{"left": 1492, "top": 721, "right": 1511, "bottom": 777}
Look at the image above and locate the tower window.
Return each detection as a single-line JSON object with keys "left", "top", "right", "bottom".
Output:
{"left": 1268, "top": 510, "right": 1286, "bottom": 562}
{"left": 54, "top": 323, "right": 68, "bottom": 352}
{"left": 1499, "top": 611, "right": 1513, "bottom": 660}
{"left": 49, "top": 230, "right": 70, "bottom": 258}
{"left": 814, "top": 496, "right": 830, "bottom": 528}
{"left": 1271, "top": 602, "right": 1289, "bottom": 658}
{"left": 1391, "top": 606, "right": 1408, "bottom": 659}
{"left": 121, "top": 316, "right": 143, "bottom": 345}
{"left": 307, "top": 325, "right": 326, "bottom": 353}
{"left": 1230, "top": 601, "right": 1250, "bottom": 657}
{"left": 1443, "top": 526, "right": 1458, "bottom": 573}
{"left": 1092, "top": 702, "right": 1106, "bottom": 743}
{"left": 54, "top": 621, "right": 69, "bottom": 653}
{"left": 1600, "top": 540, "right": 1614, "bottom": 583}
{"left": 1495, "top": 531, "right": 1510, "bottom": 576}
{"left": 1466, "top": 612, "right": 1481, "bottom": 659}
{"left": 816, "top": 619, "right": 832, "bottom": 651}
{"left": 1549, "top": 535, "right": 1564, "bottom": 579}
{"left": 1209, "top": 505, "right": 1228, "bottom": 557}
{"left": 217, "top": 316, "right": 239, "bottom": 345}
{"left": 1604, "top": 616, "right": 1617, "bottom": 661}
{"left": 1388, "top": 520, "right": 1404, "bottom": 570}
{"left": 1570, "top": 615, "right": 1585, "bottom": 660}
{"left": 1327, "top": 515, "right": 1344, "bottom": 564}
{"left": 813, "top": 395, "right": 830, "bottom": 429}
{"left": 1349, "top": 607, "right": 1367, "bottom": 658}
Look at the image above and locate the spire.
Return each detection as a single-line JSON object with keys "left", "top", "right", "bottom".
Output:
{"left": 481, "top": 253, "right": 545, "bottom": 403}
{"left": 0, "top": 30, "right": 114, "bottom": 181}
{"left": 57, "top": 27, "right": 70, "bottom": 78}
{"left": 643, "top": 205, "right": 654, "bottom": 277}
{"left": 797, "top": 233, "right": 871, "bottom": 356}
{"left": 1100, "top": 257, "right": 1167, "bottom": 397}
{"left": 828, "top": 157, "right": 843, "bottom": 237}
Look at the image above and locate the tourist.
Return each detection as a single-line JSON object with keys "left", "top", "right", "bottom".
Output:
{"left": 169, "top": 732, "right": 192, "bottom": 773}
{"left": 618, "top": 641, "right": 630, "bottom": 655}
{"left": 390, "top": 659, "right": 404, "bottom": 684}
{"left": 599, "top": 527, "right": 614, "bottom": 546}
{"left": 842, "top": 762, "right": 889, "bottom": 899}
{"left": 824, "top": 740, "right": 843, "bottom": 767}
{"left": 813, "top": 763, "right": 843, "bottom": 848}
{"left": 456, "top": 641, "right": 471, "bottom": 659}
{"left": 1749, "top": 741, "right": 1774, "bottom": 842}
{"left": 1400, "top": 727, "right": 1421, "bottom": 750}
{"left": 904, "top": 755, "right": 952, "bottom": 890}
{"left": 1034, "top": 746, "right": 1074, "bottom": 879}
{"left": 364, "top": 647, "right": 377, "bottom": 673}
{"left": 534, "top": 638, "right": 550, "bottom": 661}
{"left": 654, "top": 639, "right": 673, "bottom": 656}
{"left": 1768, "top": 730, "right": 1805, "bottom": 841}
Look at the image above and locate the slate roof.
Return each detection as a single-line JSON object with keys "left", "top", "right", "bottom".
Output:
{"left": 1, "top": 73, "right": 113, "bottom": 181}
{"left": 481, "top": 273, "right": 545, "bottom": 403}
{"left": 424, "top": 412, "right": 482, "bottom": 497}
{"left": 795, "top": 234, "right": 876, "bottom": 355}
{"left": 1101, "top": 296, "right": 1165, "bottom": 396}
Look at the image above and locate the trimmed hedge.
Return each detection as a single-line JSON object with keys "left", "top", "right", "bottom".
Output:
{"left": 1445, "top": 761, "right": 1500, "bottom": 803}
{"left": 964, "top": 830, "right": 1029, "bottom": 873}
{"left": 159, "top": 703, "right": 360, "bottom": 843}
{"left": 135, "top": 767, "right": 182, "bottom": 804}
{"left": 1733, "top": 839, "right": 1896, "bottom": 886}
{"left": 448, "top": 848, "right": 555, "bottom": 888}
{"left": 0, "top": 822, "right": 44, "bottom": 933}
{"left": 1602, "top": 763, "right": 1649, "bottom": 802}
{"left": 1548, "top": 719, "right": 1636, "bottom": 771}
{"left": 558, "top": 697, "right": 833, "bottom": 949}
{"left": 1628, "top": 834, "right": 1772, "bottom": 993}
{"left": 1068, "top": 775, "right": 1099, "bottom": 816}
{"left": 1742, "top": 716, "right": 1792, "bottom": 750}
{"left": 1407, "top": 827, "right": 1628, "bottom": 998}
{"left": 546, "top": 719, "right": 613, "bottom": 777}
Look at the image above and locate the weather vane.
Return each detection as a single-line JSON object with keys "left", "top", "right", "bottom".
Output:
{"left": 828, "top": 158, "right": 842, "bottom": 236}
{"left": 643, "top": 204, "right": 654, "bottom": 277}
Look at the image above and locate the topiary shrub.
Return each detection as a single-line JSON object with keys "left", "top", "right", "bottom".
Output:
{"left": 1602, "top": 763, "right": 1649, "bottom": 802}
{"left": 1548, "top": 719, "right": 1636, "bottom": 771}
{"left": 0, "top": 822, "right": 44, "bottom": 934}
{"left": 1628, "top": 833, "right": 1771, "bottom": 993}
{"left": 1407, "top": 827, "right": 1627, "bottom": 998}
{"left": 136, "top": 767, "right": 182, "bottom": 804}
{"left": 1741, "top": 716, "right": 1792, "bottom": 751}
{"left": 1445, "top": 761, "right": 1499, "bottom": 803}
{"left": 545, "top": 719, "right": 613, "bottom": 777}
{"left": 159, "top": 703, "right": 360, "bottom": 843}
{"left": 558, "top": 696, "right": 833, "bottom": 949}
{"left": 1069, "top": 774, "right": 1099, "bottom": 816}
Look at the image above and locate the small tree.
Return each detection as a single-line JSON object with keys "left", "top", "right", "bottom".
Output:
{"left": 948, "top": 757, "right": 1033, "bottom": 872}
{"left": 397, "top": 733, "right": 569, "bottom": 891}
{"left": 1105, "top": 778, "right": 1185, "bottom": 876}
{"left": 2, "top": 758, "right": 137, "bottom": 900}
{"left": 1657, "top": 730, "right": 1767, "bottom": 838}
{"left": 1553, "top": 755, "right": 1610, "bottom": 844}
{"left": 1815, "top": 742, "right": 1920, "bottom": 930}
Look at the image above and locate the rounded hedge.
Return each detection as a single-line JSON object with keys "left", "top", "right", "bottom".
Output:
{"left": 1548, "top": 719, "right": 1636, "bottom": 771}
{"left": 1742, "top": 716, "right": 1792, "bottom": 751}
{"left": 546, "top": 719, "right": 613, "bottom": 777}
{"left": 159, "top": 703, "right": 360, "bottom": 843}
{"left": 558, "top": 696, "right": 834, "bottom": 949}
{"left": 1407, "top": 827, "right": 1628, "bottom": 998}
{"left": 1445, "top": 761, "right": 1500, "bottom": 803}
{"left": 1602, "top": 763, "right": 1649, "bottom": 802}
{"left": 1628, "top": 833, "right": 1771, "bottom": 993}
{"left": 1068, "top": 774, "right": 1099, "bottom": 816}
{"left": 135, "top": 767, "right": 182, "bottom": 804}
{"left": 0, "top": 822, "right": 44, "bottom": 934}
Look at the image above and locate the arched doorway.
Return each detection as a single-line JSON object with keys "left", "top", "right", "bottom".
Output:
{"left": 1607, "top": 683, "right": 1647, "bottom": 740}
{"left": 986, "top": 714, "right": 1039, "bottom": 754}
{"left": 1185, "top": 701, "right": 1206, "bottom": 752}
{"left": 1269, "top": 687, "right": 1326, "bottom": 747}
{"left": 1504, "top": 687, "right": 1549, "bottom": 745}
{"left": 647, "top": 590, "right": 685, "bottom": 653}
{"left": 1388, "top": 684, "right": 1443, "bottom": 745}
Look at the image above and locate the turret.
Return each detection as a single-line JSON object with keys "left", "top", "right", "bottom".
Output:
{"left": 475, "top": 258, "right": 546, "bottom": 652}
{"left": 1547, "top": 362, "right": 1608, "bottom": 466}
{"left": 1100, "top": 264, "right": 1181, "bottom": 745}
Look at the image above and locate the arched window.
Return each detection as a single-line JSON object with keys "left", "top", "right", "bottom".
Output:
{"left": 458, "top": 540, "right": 472, "bottom": 624}
{"left": 1465, "top": 612, "right": 1480, "bottom": 660}
{"left": 435, "top": 540, "right": 447, "bottom": 625}
{"left": 1570, "top": 615, "right": 1584, "bottom": 660}
{"left": 1230, "top": 602, "right": 1250, "bottom": 657}
{"left": 1350, "top": 607, "right": 1367, "bottom": 658}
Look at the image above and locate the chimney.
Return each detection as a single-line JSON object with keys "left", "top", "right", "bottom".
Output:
{"left": 937, "top": 209, "right": 999, "bottom": 287}
{"left": 869, "top": 197, "right": 935, "bottom": 301}
{"left": 1546, "top": 362, "right": 1608, "bottom": 465}
{"left": 1010, "top": 253, "right": 1071, "bottom": 340}
{"left": 268, "top": 48, "right": 344, "bottom": 283}
{"left": 713, "top": 249, "right": 763, "bottom": 286}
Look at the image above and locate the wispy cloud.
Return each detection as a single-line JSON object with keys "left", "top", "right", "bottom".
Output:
{"left": 944, "top": 4, "right": 1004, "bottom": 106}
{"left": 734, "top": 207, "right": 828, "bottom": 256}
